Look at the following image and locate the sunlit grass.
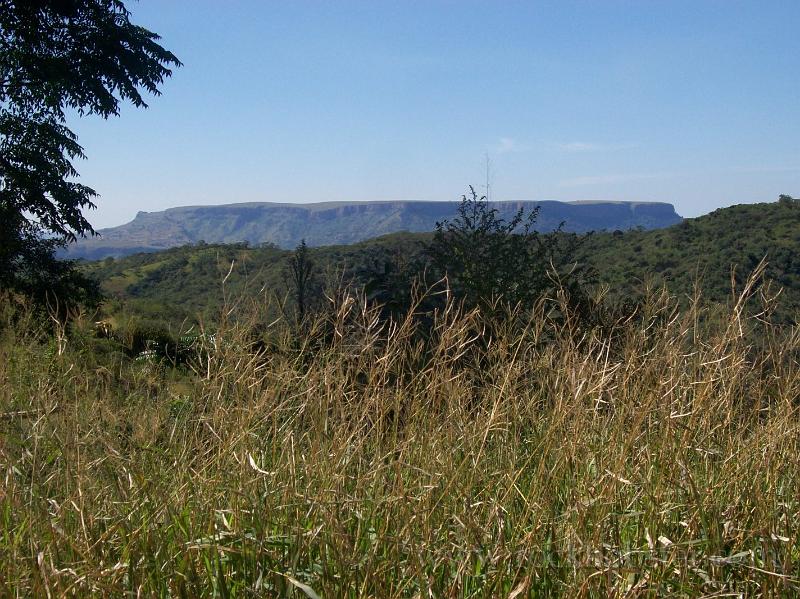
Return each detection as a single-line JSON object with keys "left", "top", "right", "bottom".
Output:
{"left": 1, "top": 273, "right": 798, "bottom": 596}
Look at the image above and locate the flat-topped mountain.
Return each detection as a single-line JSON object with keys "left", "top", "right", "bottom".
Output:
{"left": 81, "top": 197, "right": 799, "bottom": 327}
{"left": 66, "top": 199, "right": 682, "bottom": 260}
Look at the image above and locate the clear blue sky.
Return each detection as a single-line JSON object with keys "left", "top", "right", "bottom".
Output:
{"left": 70, "top": 0, "right": 799, "bottom": 229}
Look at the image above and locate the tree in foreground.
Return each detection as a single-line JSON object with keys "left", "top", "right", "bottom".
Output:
{"left": 428, "top": 186, "right": 567, "bottom": 311}
{"left": 283, "top": 239, "right": 317, "bottom": 327}
{"left": 0, "top": 0, "right": 180, "bottom": 306}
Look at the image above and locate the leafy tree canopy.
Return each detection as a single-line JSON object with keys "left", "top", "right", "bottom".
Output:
{"left": 428, "top": 186, "right": 567, "bottom": 310}
{"left": 0, "top": 0, "right": 180, "bottom": 305}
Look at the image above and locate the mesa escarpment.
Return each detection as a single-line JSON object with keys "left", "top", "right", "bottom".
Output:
{"left": 66, "top": 199, "right": 682, "bottom": 260}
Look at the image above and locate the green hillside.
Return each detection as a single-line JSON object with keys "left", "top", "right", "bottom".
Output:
{"left": 83, "top": 198, "right": 800, "bottom": 327}
{"left": 578, "top": 198, "right": 800, "bottom": 320}
{"left": 83, "top": 232, "right": 431, "bottom": 328}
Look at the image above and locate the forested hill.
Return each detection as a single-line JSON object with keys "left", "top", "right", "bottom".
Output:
{"left": 84, "top": 198, "right": 799, "bottom": 326}
{"left": 577, "top": 198, "right": 800, "bottom": 318}
{"left": 66, "top": 199, "right": 681, "bottom": 260}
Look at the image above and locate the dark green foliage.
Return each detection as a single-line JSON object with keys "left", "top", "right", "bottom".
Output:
{"left": 0, "top": 208, "right": 101, "bottom": 313}
{"left": 429, "top": 187, "right": 534, "bottom": 308}
{"left": 360, "top": 246, "right": 422, "bottom": 320}
{"left": 283, "top": 239, "right": 317, "bottom": 326}
{"left": 577, "top": 196, "right": 800, "bottom": 323}
{"left": 428, "top": 186, "right": 589, "bottom": 313}
{"left": 0, "top": 0, "right": 179, "bottom": 304}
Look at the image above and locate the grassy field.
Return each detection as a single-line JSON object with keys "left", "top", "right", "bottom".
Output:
{"left": 1, "top": 271, "right": 799, "bottom": 596}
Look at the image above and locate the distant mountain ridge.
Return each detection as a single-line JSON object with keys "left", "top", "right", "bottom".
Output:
{"left": 66, "top": 199, "right": 683, "bottom": 260}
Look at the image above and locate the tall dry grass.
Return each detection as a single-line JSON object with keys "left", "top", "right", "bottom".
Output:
{"left": 0, "top": 270, "right": 798, "bottom": 597}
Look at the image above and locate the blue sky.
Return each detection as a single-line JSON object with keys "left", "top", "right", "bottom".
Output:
{"left": 71, "top": 1, "right": 799, "bottom": 228}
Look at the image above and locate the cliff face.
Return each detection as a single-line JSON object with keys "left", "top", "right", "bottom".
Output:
{"left": 66, "top": 200, "right": 683, "bottom": 260}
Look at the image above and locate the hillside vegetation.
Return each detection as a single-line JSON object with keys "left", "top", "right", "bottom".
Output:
{"left": 578, "top": 199, "right": 800, "bottom": 320}
{"left": 83, "top": 199, "right": 800, "bottom": 328}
